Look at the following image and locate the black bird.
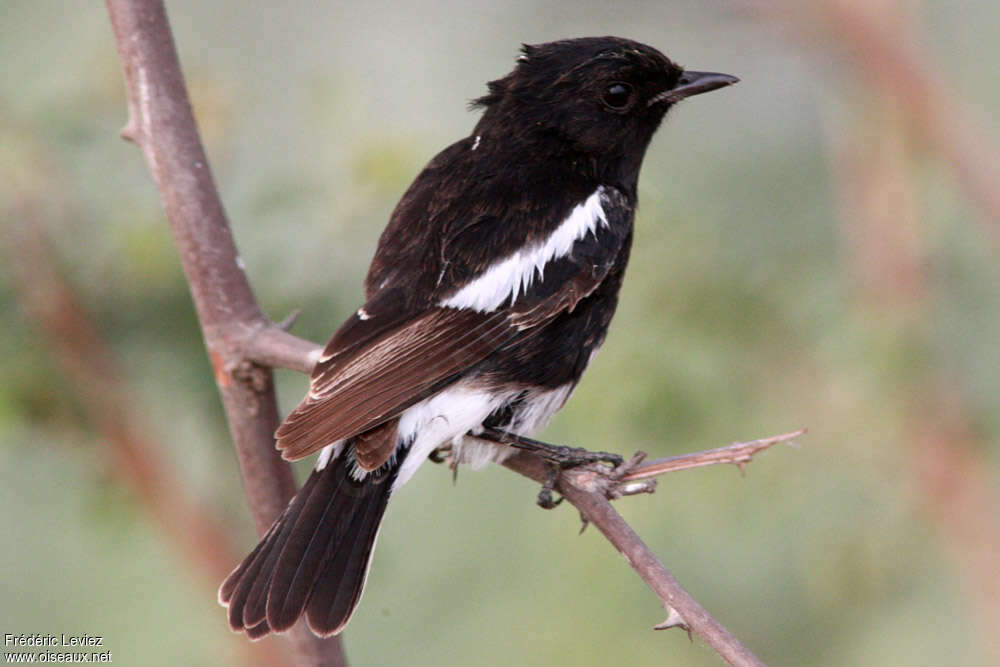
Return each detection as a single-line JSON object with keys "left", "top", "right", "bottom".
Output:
{"left": 220, "top": 36, "right": 737, "bottom": 638}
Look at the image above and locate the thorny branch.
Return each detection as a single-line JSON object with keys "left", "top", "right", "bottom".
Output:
{"left": 104, "top": 1, "right": 345, "bottom": 664}
{"left": 620, "top": 429, "right": 805, "bottom": 482}
{"left": 249, "top": 329, "right": 793, "bottom": 667}
{"left": 104, "top": 1, "right": 793, "bottom": 665}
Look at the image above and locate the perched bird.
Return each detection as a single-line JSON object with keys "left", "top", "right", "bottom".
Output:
{"left": 220, "top": 36, "right": 737, "bottom": 638}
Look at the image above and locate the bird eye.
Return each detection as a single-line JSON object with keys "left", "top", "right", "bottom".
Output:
{"left": 602, "top": 82, "right": 634, "bottom": 110}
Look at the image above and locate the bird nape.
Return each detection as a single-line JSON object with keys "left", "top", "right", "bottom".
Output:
{"left": 219, "top": 35, "right": 737, "bottom": 639}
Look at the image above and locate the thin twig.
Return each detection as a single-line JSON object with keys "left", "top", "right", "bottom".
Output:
{"left": 247, "top": 324, "right": 323, "bottom": 375}
{"left": 621, "top": 429, "right": 805, "bottom": 482}
{"left": 104, "top": 1, "right": 346, "bottom": 664}
{"left": 246, "top": 327, "right": 775, "bottom": 667}
{"left": 502, "top": 452, "right": 768, "bottom": 667}
{"left": 104, "top": 2, "right": 784, "bottom": 663}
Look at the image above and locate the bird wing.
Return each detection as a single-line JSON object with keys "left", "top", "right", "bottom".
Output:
{"left": 277, "top": 188, "right": 633, "bottom": 461}
{"left": 276, "top": 294, "right": 513, "bottom": 460}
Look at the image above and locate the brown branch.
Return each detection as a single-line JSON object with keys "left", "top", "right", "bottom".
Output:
{"left": 4, "top": 210, "right": 288, "bottom": 667}
{"left": 103, "top": 1, "right": 346, "bottom": 664}
{"left": 246, "top": 328, "right": 777, "bottom": 667}
{"left": 248, "top": 325, "right": 323, "bottom": 375}
{"left": 620, "top": 429, "right": 805, "bottom": 482}
{"left": 102, "top": 2, "right": 785, "bottom": 663}
{"left": 503, "top": 452, "right": 767, "bottom": 667}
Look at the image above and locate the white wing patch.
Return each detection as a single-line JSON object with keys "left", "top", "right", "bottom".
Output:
{"left": 439, "top": 187, "right": 609, "bottom": 312}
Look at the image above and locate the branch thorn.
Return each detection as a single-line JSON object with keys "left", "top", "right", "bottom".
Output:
{"left": 276, "top": 308, "right": 301, "bottom": 331}
{"left": 120, "top": 119, "right": 138, "bottom": 144}
{"left": 654, "top": 607, "right": 690, "bottom": 636}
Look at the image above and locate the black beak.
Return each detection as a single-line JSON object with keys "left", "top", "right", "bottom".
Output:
{"left": 648, "top": 70, "right": 739, "bottom": 106}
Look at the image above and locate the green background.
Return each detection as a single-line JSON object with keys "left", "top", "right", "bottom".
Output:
{"left": 2, "top": 1, "right": 998, "bottom": 665}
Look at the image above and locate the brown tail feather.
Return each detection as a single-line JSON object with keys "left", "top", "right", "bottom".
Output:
{"left": 220, "top": 441, "right": 400, "bottom": 638}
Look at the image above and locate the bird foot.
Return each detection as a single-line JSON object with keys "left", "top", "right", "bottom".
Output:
{"left": 480, "top": 427, "right": 623, "bottom": 468}
{"left": 479, "top": 427, "right": 627, "bottom": 509}
{"left": 427, "top": 446, "right": 450, "bottom": 464}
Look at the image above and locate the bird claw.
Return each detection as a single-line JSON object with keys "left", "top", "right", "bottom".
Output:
{"left": 427, "top": 446, "right": 450, "bottom": 464}
{"left": 547, "top": 446, "right": 623, "bottom": 469}
{"left": 476, "top": 428, "right": 656, "bottom": 507}
{"left": 480, "top": 426, "right": 623, "bottom": 468}
{"left": 536, "top": 464, "right": 564, "bottom": 509}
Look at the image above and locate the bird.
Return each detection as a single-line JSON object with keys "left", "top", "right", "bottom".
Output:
{"left": 219, "top": 36, "right": 737, "bottom": 639}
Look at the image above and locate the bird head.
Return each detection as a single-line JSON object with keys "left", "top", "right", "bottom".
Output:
{"left": 472, "top": 36, "right": 738, "bottom": 170}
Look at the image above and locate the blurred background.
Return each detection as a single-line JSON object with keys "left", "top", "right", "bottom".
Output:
{"left": 2, "top": 0, "right": 998, "bottom": 665}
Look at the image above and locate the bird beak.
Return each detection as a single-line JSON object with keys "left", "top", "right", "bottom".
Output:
{"left": 648, "top": 71, "right": 739, "bottom": 106}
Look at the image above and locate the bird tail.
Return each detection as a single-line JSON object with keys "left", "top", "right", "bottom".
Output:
{"left": 219, "top": 442, "right": 400, "bottom": 638}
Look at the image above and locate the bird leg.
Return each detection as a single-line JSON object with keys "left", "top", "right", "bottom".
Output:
{"left": 480, "top": 427, "right": 624, "bottom": 467}
{"left": 478, "top": 427, "right": 624, "bottom": 509}
{"left": 536, "top": 464, "right": 562, "bottom": 509}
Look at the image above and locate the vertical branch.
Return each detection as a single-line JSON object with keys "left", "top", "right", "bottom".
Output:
{"left": 5, "top": 210, "right": 290, "bottom": 667}
{"left": 101, "top": 3, "right": 779, "bottom": 664}
{"left": 103, "top": 1, "right": 346, "bottom": 663}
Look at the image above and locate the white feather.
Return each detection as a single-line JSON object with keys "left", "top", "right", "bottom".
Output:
{"left": 451, "top": 382, "right": 575, "bottom": 469}
{"left": 315, "top": 440, "right": 345, "bottom": 471}
{"left": 324, "top": 381, "right": 576, "bottom": 487}
{"left": 391, "top": 383, "right": 518, "bottom": 491}
{"left": 439, "top": 187, "right": 609, "bottom": 312}
{"left": 508, "top": 383, "right": 574, "bottom": 433}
